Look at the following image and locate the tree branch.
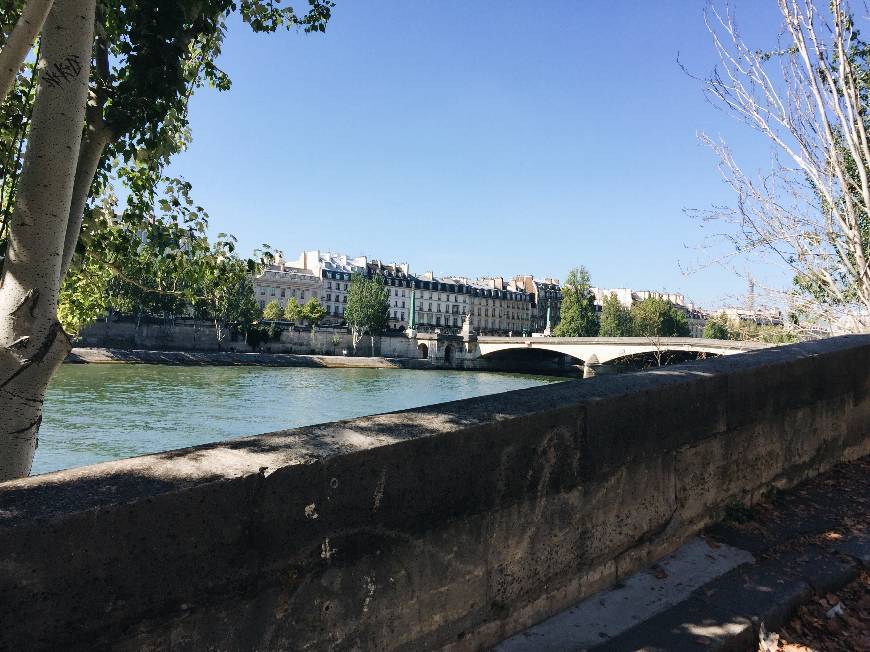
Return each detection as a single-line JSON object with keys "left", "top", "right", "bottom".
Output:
{"left": 0, "top": 0, "right": 53, "bottom": 104}
{"left": 60, "top": 34, "right": 112, "bottom": 279}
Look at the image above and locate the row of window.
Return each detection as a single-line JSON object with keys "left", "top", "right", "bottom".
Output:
{"left": 324, "top": 271, "right": 353, "bottom": 281}
{"left": 261, "top": 287, "right": 310, "bottom": 300}
{"left": 260, "top": 284, "right": 530, "bottom": 305}
{"left": 256, "top": 300, "right": 525, "bottom": 331}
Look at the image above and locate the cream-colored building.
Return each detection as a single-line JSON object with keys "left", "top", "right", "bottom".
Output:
{"left": 254, "top": 252, "right": 321, "bottom": 311}
{"left": 256, "top": 249, "right": 532, "bottom": 334}
{"left": 253, "top": 250, "right": 368, "bottom": 325}
{"left": 412, "top": 274, "right": 532, "bottom": 335}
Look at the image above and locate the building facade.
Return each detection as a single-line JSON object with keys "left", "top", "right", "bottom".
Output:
{"left": 255, "top": 250, "right": 544, "bottom": 335}
{"left": 511, "top": 276, "right": 562, "bottom": 333}
{"left": 254, "top": 255, "right": 321, "bottom": 311}
{"left": 413, "top": 274, "right": 532, "bottom": 335}
{"left": 253, "top": 250, "right": 367, "bottom": 325}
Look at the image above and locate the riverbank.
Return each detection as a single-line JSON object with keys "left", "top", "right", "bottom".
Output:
{"left": 65, "top": 347, "right": 430, "bottom": 369}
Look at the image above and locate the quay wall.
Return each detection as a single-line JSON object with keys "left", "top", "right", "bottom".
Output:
{"left": 0, "top": 336, "right": 868, "bottom": 650}
{"left": 75, "top": 319, "right": 425, "bottom": 358}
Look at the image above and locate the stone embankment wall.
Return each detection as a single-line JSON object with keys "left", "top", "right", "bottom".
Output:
{"left": 0, "top": 336, "right": 867, "bottom": 650}
{"left": 66, "top": 347, "right": 433, "bottom": 370}
{"left": 76, "top": 319, "right": 423, "bottom": 358}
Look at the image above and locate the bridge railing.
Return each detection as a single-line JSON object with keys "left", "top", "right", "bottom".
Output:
{"left": 475, "top": 335, "right": 770, "bottom": 350}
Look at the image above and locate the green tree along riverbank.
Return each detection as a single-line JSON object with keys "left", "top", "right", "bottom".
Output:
{"left": 554, "top": 267, "right": 690, "bottom": 340}
{"left": 0, "top": 1, "right": 337, "bottom": 479}
{"left": 346, "top": 273, "right": 390, "bottom": 353}
{"left": 554, "top": 266, "right": 598, "bottom": 337}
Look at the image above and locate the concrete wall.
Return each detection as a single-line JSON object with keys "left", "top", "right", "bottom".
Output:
{"left": 0, "top": 336, "right": 867, "bottom": 650}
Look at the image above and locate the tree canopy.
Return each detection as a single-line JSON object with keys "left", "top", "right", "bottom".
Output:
{"left": 262, "top": 300, "right": 282, "bottom": 321}
{"left": 345, "top": 273, "right": 389, "bottom": 351}
{"left": 301, "top": 297, "right": 326, "bottom": 328}
{"left": 702, "top": 315, "right": 730, "bottom": 340}
{"left": 0, "top": 0, "right": 337, "bottom": 479}
{"left": 698, "top": 0, "right": 870, "bottom": 331}
{"left": 284, "top": 297, "right": 302, "bottom": 322}
{"left": 553, "top": 266, "right": 598, "bottom": 337}
{"left": 630, "top": 297, "right": 690, "bottom": 338}
{"left": 598, "top": 292, "right": 632, "bottom": 337}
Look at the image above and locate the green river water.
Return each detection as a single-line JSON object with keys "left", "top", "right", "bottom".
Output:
{"left": 34, "top": 365, "right": 562, "bottom": 476}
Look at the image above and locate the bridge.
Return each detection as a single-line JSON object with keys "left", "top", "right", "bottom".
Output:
{"left": 472, "top": 336, "right": 769, "bottom": 370}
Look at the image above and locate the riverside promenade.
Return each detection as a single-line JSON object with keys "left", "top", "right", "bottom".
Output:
{"left": 1, "top": 336, "right": 867, "bottom": 650}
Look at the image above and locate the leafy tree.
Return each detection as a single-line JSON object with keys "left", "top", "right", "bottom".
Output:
{"left": 57, "top": 259, "right": 113, "bottom": 334}
{"left": 0, "top": 0, "right": 335, "bottom": 479}
{"left": 197, "top": 237, "right": 262, "bottom": 349}
{"left": 284, "top": 297, "right": 302, "bottom": 322}
{"left": 266, "top": 322, "right": 280, "bottom": 341}
{"left": 702, "top": 315, "right": 730, "bottom": 340}
{"left": 553, "top": 266, "right": 598, "bottom": 337}
{"left": 301, "top": 298, "right": 326, "bottom": 329}
{"left": 630, "top": 297, "right": 690, "bottom": 366}
{"left": 725, "top": 319, "right": 799, "bottom": 344}
{"left": 598, "top": 292, "right": 633, "bottom": 337}
{"left": 57, "top": 176, "right": 266, "bottom": 333}
{"left": 262, "top": 300, "right": 282, "bottom": 321}
{"left": 630, "top": 297, "right": 690, "bottom": 338}
{"left": 345, "top": 273, "right": 389, "bottom": 353}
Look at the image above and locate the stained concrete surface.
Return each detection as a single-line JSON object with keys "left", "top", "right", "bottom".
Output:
{"left": 495, "top": 537, "right": 755, "bottom": 651}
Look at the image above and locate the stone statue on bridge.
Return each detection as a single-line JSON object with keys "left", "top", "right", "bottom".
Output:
{"left": 461, "top": 312, "right": 472, "bottom": 338}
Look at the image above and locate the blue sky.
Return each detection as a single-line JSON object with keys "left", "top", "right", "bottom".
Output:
{"left": 169, "top": 1, "right": 787, "bottom": 308}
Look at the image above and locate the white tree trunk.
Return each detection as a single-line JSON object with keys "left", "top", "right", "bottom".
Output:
{"left": 0, "top": 0, "right": 54, "bottom": 103}
{"left": 0, "top": 0, "right": 95, "bottom": 481}
{"left": 60, "top": 121, "right": 111, "bottom": 277}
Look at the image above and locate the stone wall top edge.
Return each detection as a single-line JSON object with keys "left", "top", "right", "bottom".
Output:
{"left": 0, "top": 336, "right": 866, "bottom": 526}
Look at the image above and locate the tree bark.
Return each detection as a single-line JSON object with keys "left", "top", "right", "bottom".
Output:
{"left": 0, "top": 0, "right": 95, "bottom": 481}
{"left": 60, "top": 33, "right": 111, "bottom": 278}
{"left": 0, "top": 0, "right": 53, "bottom": 103}
{"left": 60, "top": 109, "right": 111, "bottom": 278}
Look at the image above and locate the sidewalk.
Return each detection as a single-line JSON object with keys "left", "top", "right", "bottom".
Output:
{"left": 497, "top": 457, "right": 869, "bottom": 651}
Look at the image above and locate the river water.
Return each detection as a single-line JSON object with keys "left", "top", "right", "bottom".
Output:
{"left": 34, "top": 365, "right": 563, "bottom": 475}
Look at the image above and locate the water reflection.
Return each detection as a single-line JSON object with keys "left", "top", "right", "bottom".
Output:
{"left": 36, "top": 365, "right": 561, "bottom": 475}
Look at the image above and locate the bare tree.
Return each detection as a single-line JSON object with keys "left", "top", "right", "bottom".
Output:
{"left": 694, "top": 0, "right": 870, "bottom": 333}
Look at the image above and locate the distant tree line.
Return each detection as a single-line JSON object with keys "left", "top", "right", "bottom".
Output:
{"left": 702, "top": 314, "right": 798, "bottom": 344}
{"left": 262, "top": 296, "right": 327, "bottom": 328}
{"left": 553, "top": 266, "right": 691, "bottom": 338}
{"left": 260, "top": 272, "right": 390, "bottom": 355}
